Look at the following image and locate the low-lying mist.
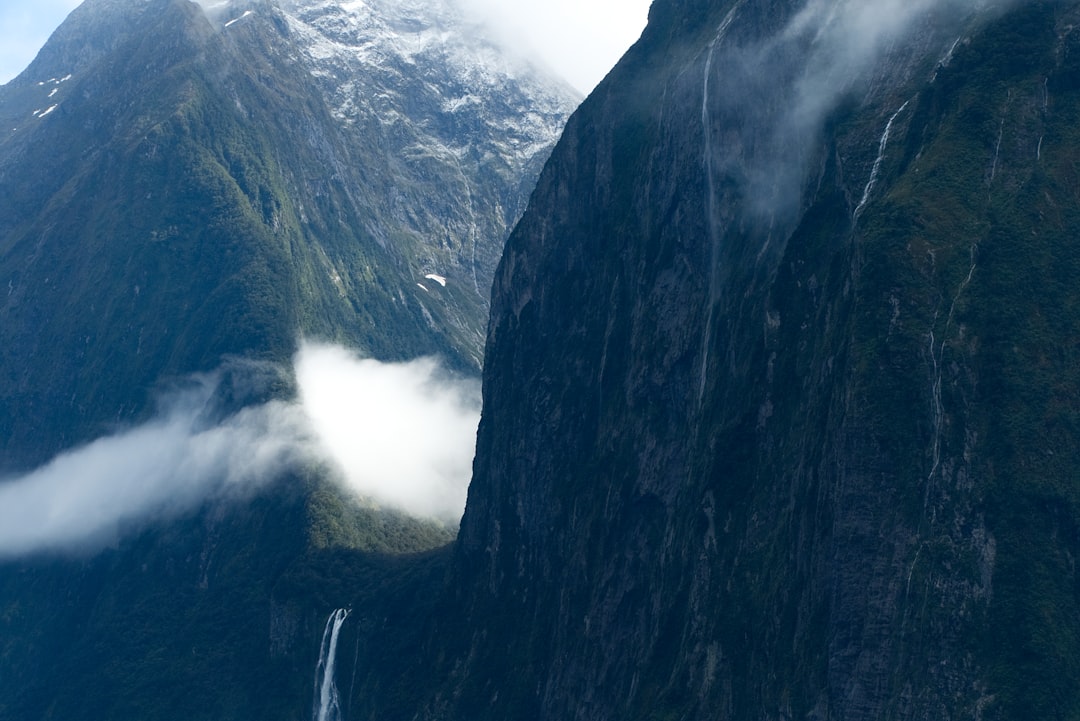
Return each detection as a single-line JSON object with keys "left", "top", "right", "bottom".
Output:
{"left": 296, "top": 345, "right": 480, "bottom": 524}
{"left": 0, "top": 342, "right": 480, "bottom": 559}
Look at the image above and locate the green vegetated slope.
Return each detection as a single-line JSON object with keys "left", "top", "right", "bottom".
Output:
{"left": 0, "top": 0, "right": 477, "bottom": 469}
{"left": 0, "top": 471, "right": 453, "bottom": 721}
{"left": 857, "top": 5, "right": 1080, "bottom": 715}
{"left": 0, "top": 0, "right": 579, "bottom": 469}
{"left": 426, "top": 1, "right": 1080, "bottom": 719}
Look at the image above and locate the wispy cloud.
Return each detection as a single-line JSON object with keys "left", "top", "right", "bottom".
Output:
{"left": 0, "top": 343, "right": 480, "bottom": 558}
{"left": 0, "top": 369, "right": 311, "bottom": 557}
{"left": 703, "top": 0, "right": 1012, "bottom": 222}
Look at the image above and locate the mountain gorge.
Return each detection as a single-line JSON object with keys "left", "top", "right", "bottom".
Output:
{"left": 5, "top": 0, "right": 1080, "bottom": 719}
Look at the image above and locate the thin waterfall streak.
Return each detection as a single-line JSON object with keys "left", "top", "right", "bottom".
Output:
{"left": 471, "top": 228, "right": 480, "bottom": 297}
{"left": 467, "top": 194, "right": 481, "bottom": 298}
{"left": 931, "top": 36, "right": 962, "bottom": 81}
{"left": 312, "top": 615, "right": 334, "bottom": 709}
{"left": 927, "top": 327, "right": 943, "bottom": 488}
{"left": 905, "top": 543, "right": 925, "bottom": 602}
{"left": 944, "top": 245, "right": 977, "bottom": 334}
{"left": 313, "top": 608, "right": 350, "bottom": 721}
{"left": 698, "top": 2, "right": 743, "bottom": 406}
{"left": 989, "top": 116, "right": 1004, "bottom": 184}
{"left": 347, "top": 633, "right": 361, "bottom": 720}
{"left": 699, "top": 38, "right": 719, "bottom": 405}
{"left": 926, "top": 245, "right": 977, "bottom": 501}
{"left": 853, "top": 99, "right": 910, "bottom": 224}
{"left": 456, "top": 159, "right": 483, "bottom": 298}
{"left": 945, "top": 36, "right": 962, "bottom": 64}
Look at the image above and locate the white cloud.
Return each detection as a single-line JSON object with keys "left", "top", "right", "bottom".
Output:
{"left": 459, "top": 0, "right": 651, "bottom": 93}
{"left": 296, "top": 344, "right": 480, "bottom": 524}
{"left": 0, "top": 343, "right": 480, "bottom": 558}
{"left": 701, "top": 0, "right": 1014, "bottom": 223}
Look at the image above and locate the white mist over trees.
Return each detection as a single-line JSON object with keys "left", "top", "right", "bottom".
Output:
{"left": 0, "top": 343, "right": 480, "bottom": 558}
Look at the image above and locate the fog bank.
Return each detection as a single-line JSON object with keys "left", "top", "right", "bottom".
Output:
{"left": 0, "top": 343, "right": 480, "bottom": 558}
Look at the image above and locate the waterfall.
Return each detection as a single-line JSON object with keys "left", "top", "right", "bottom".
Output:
{"left": 450, "top": 153, "right": 483, "bottom": 298}
{"left": 989, "top": 115, "right": 1005, "bottom": 185}
{"left": 698, "top": 32, "right": 721, "bottom": 405}
{"left": 698, "top": 0, "right": 745, "bottom": 405}
{"left": 852, "top": 99, "right": 910, "bottom": 224}
{"left": 926, "top": 244, "right": 977, "bottom": 493}
{"left": 313, "top": 608, "right": 350, "bottom": 721}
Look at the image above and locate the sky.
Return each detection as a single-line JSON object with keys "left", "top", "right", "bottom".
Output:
{"left": 0, "top": 0, "right": 81, "bottom": 85}
{"left": 0, "top": 0, "right": 652, "bottom": 92}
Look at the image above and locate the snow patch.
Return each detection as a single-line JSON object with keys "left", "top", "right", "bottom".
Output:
{"left": 224, "top": 10, "right": 254, "bottom": 27}
{"left": 417, "top": 283, "right": 429, "bottom": 292}
{"left": 424, "top": 274, "right": 447, "bottom": 287}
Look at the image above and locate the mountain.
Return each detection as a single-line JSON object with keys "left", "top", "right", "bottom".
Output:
{"left": 8, "top": 0, "right": 1080, "bottom": 719}
{"left": 0, "top": 0, "right": 574, "bottom": 718}
{"left": 0, "top": 0, "right": 575, "bottom": 469}
{"left": 413, "top": 0, "right": 1080, "bottom": 719}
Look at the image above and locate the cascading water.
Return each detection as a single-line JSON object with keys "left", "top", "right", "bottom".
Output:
{"left": 698, "top": 1, "right": 745, "bottom": 405}
{"left": 926, "top": 244, "right": 977, "bottom": 495}
{"left": 313, "top": 608, "right": 350, "bottom": 721}
{"left": 852, "top": 99, "right": 910, "bottom": 224}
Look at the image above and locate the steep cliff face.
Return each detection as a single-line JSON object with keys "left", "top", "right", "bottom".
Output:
{"left": 447, "top": 0, "right": 1080, "bottom": 718}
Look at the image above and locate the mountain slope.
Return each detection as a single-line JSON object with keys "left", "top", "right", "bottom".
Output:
{"left": 14, "top": 0, "right": 1080, "bottom": 719}
{"left": 0, "top": 0, "right": 574, "bottom": 718}
{"left": 0, "top": 0, "right": 575, "bottom": 469}
{"left": 422, "top": 0, "right": 1080, "bottom": 719}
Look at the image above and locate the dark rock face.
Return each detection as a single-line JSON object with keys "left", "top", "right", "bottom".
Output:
{"left": 442, "top": 0, "right": 1080, "bottom": 719}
